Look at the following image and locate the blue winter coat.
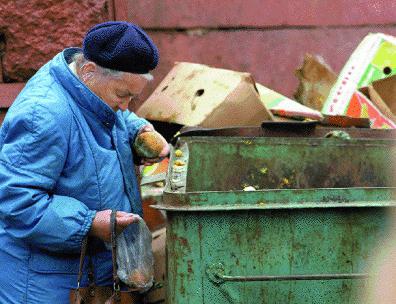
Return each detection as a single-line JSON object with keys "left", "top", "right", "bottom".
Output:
{"left": 0, "top": 48, "right": 149, "bottom": 303}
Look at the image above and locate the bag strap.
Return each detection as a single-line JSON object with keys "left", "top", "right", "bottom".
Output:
{"left": 76, "top": 236, "right": 88, "bottom": 291}
{"left": 110, "top": 210, "right": 121, "bottom": 301}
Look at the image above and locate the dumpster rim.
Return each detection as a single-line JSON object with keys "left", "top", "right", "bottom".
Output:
{"left": 155, "top": 187, "right": 396, "bottom": 211}
{"left": 151, "top": 200, "right": 396, "bottom": 211}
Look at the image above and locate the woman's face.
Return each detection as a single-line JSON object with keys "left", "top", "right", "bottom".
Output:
{"left": 81, "top": 63, "right": 149, "bottom": 112}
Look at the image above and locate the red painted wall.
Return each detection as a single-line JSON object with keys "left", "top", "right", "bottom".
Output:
{"left": 2, "top": 1, "right": 396, "bottom": 112}
{"left": 144, "top": 27, "right": 396, "bottom": 104}
{"left": 121, "top": 0, "right": 396, "bottom": 28}
{"left": 114, "top": 0, "right": 396, "bottom": 108}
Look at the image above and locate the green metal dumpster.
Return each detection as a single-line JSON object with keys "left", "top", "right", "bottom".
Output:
{"left": 155, "top": 125, "right": 396, "bottom": 304}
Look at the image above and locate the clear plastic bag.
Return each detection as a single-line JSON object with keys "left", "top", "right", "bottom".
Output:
{"left": 116, "top": 217, "right": 154, "bottom": 292}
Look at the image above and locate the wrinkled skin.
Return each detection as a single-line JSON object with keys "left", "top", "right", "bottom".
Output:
{"left": 77, "top": 62, "right": 148, "bottom": 112}
{"left": 89, "top": 210, "right": 141, "bottom": 243}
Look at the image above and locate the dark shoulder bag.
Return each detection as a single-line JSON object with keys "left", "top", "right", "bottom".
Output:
{"left": 70, "top": 210, "right": 142, "bottom": 304}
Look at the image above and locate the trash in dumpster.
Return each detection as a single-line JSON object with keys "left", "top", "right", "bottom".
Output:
{"left": 256, "top": 82, "right": 323, "bottom": 121}
{"left": 173, "top": 160, "right": 185, "bottom": 167}
{"left": 259, "top": 167, "right": 268, "bottom": 175}
{"left": 322, "top": 33, "right": 396, "bottom": 128}
{"left": 321, "top": 114, "right": 371, "bottom": 128}
{"left": 137, "top": 62, "right": 274, "bottom": 128}
{"left": 343, "top": 90, "right": 396, "bottom": 128}
{"left": 156, "top": 128, "right": 396, "bottom": 303}
{"left": 242, "top": 186, "right": 256, "bottom": 191}
{"left": 174, "top": 149, "right": 183, "bottom": 157}
{"left": 359, "top": 74, "right": 396, "bottom": 123}
{"left": 279, "top": 177, "right": 291, "bottom": 188}
{"left": 137, "top": 62, "right": 325, "bottom": 139}
{"left": 140, "top": 158, "right": 169, "bottom": 186}
{"left": 133, "top": 30, "right": 396, "bottom": 304}
{"left": 294, "top": 53, "right": 337, "bottom": 111}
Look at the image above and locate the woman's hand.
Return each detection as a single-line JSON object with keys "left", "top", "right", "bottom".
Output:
{"left": 89, "top": 210, "right": 140, "bottom": 242}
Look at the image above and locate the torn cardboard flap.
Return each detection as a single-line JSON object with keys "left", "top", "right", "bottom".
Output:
{"left": 256, "top": 82, "right": 323, "bottom": 121}
{"left": 137, "top": 62, "right": 274, "bottom": 128}
{"left": 369, "top": 75, "right": 396, "bottom": 120}
{"left": 359, "top": 75, "right": 396, "bottom": 125}
{"left": 323, "top": 33, "right": 396, "bottom": 116}
{"left": 370, "top": 75, "right": 396, "bottom": 112}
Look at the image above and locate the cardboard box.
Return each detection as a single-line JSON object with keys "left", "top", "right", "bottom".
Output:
{"left": 322, "top": 33, "right": 396, "bottom": 128}
{"left": 141, "top": 158, "right": 169, "bottom": 186}
{"left": 294, "top": 54, "right": 337, "bottom": 111}
{"left": 360, "top": 75, "right": 396, "bottom": 123}
{"left": 137, "top": 62, "right": 274, "bottom": 128}
{"left": 256, "top": 83, "right": 323, "bottom": 121}
{"left": 345, "top": 90, "right": 396, "bottom": 129}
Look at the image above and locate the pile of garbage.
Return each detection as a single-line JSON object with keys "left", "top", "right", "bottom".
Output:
{"left": 138, "top": 32, "right": 396, "bottom": 197}
{"left": 138, "top": 32, "right": 396, "bottom": 185}
{"left": 137, "top": 32, "right": 396, "bottom": 131}
{"left": 139, "top": 33, "right": 396, "bottom": 304}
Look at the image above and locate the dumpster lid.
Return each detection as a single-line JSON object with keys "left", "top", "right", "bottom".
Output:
{"left": 173, "top": 122, "right": 396, "bottom": 144}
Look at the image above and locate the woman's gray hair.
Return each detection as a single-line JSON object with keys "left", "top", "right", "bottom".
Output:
{"left": 71, "top": 52, "right": 153, "bottom": 81}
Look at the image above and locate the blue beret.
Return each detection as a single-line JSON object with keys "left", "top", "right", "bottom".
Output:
{"left": 83, "top": 21, "right": 159, "bottom": 74}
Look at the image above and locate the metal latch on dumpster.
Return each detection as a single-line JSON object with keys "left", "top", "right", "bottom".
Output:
{"left": 206, "top": 263, "right": 368, "bottom": 285}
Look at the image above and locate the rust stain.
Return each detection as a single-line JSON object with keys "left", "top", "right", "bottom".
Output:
{"left": 234, "top": 232, "right": 242, "bottom": 247}
{"left": 179, "top": 273, "right": 186, "bottom": 295}
{"left": 198, "top": 223, "right": 202, "bottom": 241}
{"left": 178, "top": 237, "right": 191, "bottom": 251}
{"left": 187, "top": 260, "right": 193, "bottom": 274}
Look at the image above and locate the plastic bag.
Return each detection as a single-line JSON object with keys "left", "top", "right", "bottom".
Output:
{"left": 116, "top": 217, "right": 154, "bottom": 292}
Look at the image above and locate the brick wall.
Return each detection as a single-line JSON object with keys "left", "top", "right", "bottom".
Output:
{"left": 0, "top": 0, "right": 111, "bottom": 123}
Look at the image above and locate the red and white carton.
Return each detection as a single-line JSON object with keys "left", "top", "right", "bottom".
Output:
{"left": 322, "top": 33, "right": 396, "bottom": 128}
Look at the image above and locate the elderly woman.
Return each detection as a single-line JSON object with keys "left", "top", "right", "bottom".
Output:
{"left": 0, "top": 21, "right": 168, "bottom": 303}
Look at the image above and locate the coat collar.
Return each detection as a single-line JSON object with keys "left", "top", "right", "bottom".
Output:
{"left": 50, "top": 48, "right": 116, "bottom": 129}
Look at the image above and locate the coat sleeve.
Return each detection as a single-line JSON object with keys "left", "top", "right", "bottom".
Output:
{"left": 120, "top": 110, "right": 149, "bottom": 142}
{"left": 0, "top": 102, "right": 96, "bottom": 253}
